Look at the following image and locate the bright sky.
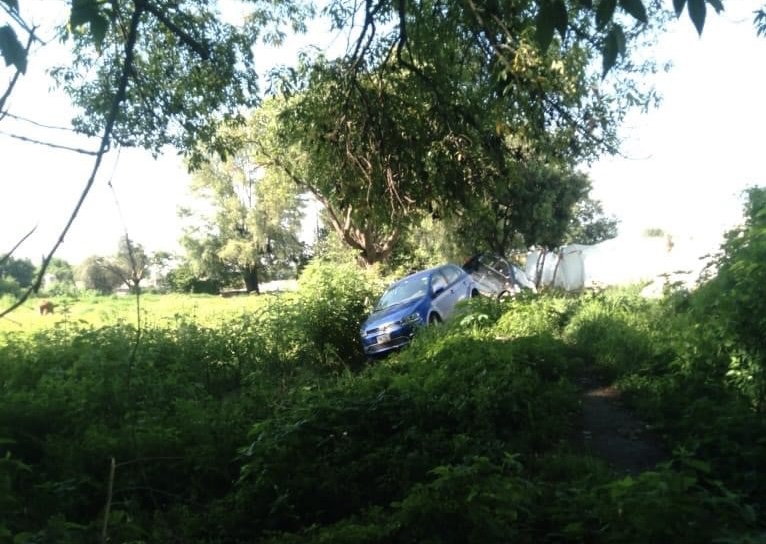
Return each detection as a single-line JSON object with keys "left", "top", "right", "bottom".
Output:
{"left": 1, "top": 1, "right": 764, "bottom": 265}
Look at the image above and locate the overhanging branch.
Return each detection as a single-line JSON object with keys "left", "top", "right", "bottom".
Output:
{"left": 0, "top": 5, "right": 144, "bottom": 319}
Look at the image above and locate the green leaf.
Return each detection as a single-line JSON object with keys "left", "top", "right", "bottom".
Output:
{"left": 535, "top": 1, "right": 556, "bottom": 52}
{"left": 596, "top": 0, "right": 617, "bottom": 29}
{"left": 90, "top": 14, "right": 109, "bottom": 51}
{"left": 69, "top": 0, "right": 111, "bottom": 49}
{"left": 0, "top": 0, "right": 19, "bottom": 13}
{"left": 688, "top": 0, "right": 706, "bottom": 34}
{"left": 602, "top": 24, "right": 624, "bottom": 77}
{"left": 578, "top": 0, "right": 593, "bottom": 7}
{"left": 552, "top": 0, "right": 569, "bottom": 38}
{"left": 619, "top": 0, "right": 647, "bottom": 23}
{"left": 69, "top": 0, "right": 101, "bottom": 27}
{"left": 707, "top": 0, "right": 724, "bottom": 14}
{"left": 0, "top": 25, "right": 26, "bottom": 73}
{"left": 673, "top": 0, "right": 687, "bottom": 17}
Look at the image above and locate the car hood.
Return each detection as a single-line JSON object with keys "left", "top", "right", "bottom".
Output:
{"left": 362, "top": 299, "right": 423, "bottom": 331}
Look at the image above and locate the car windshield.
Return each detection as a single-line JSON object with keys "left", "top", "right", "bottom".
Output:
{"left": 375, "top": 276, "right": 429, "bottom": 310}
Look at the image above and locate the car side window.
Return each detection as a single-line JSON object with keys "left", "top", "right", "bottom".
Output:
{"left": 431, "top": 272, "right": 448, "bottom": 294}
{"left": 441, "top": 265, "right": 461, "bottom": 285}
{"left": 493, "top": 258, "right": 511, "bottom": 277}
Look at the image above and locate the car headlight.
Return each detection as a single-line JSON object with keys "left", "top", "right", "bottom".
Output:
{"left": 401, "top": 312, "right": 421, "bottom": 326}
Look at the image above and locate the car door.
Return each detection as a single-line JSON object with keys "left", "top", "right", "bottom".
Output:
{"left": 429, "top": 270, "right": 454, "bottom": 319}
{"left": 440, "top": 265, "right": 469, "bottom": 315}
{"left": 478, "top": 255, "right": 505, "bottom": 295}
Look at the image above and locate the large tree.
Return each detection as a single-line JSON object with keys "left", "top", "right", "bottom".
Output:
{"left": 443, "top": 163, "right": 593, "bottom": 256}
{"left": 181, "top": 129, "right": 305, "bottom": 293}
{"left": 0, "top": 0, "right": 753, "bottom": 312}
{"left": 262, "top": 0, "right": 652, "bottom": 265}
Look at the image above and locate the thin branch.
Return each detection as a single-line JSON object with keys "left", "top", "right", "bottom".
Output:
{"left": 0, "top": 129, "right": 103, "bottom": 155}
{"left": 1, "top": 111, "right": 83, "bottom": 132}
{"left": 0, "top": 5, "right": 144, "bottom": 320}
{"left": 0, "top": 225, "right": 37, "bottom": 267}
{"left": 100, "top": 457, "right": 116, "bottom": 544}
{"left": 0, "top": 4, "right": 43, "bottom": 44}
{"left": 115, "top": 456, "right": 185, "bottom": 468}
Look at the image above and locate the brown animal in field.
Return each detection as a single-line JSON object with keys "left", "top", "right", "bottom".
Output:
{"left": 39, "top": 300, "right": 55, "bottom": 315}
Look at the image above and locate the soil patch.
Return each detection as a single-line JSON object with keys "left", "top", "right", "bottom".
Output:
{"left": 576, "top": 375, "right": 666, "bottom": 473}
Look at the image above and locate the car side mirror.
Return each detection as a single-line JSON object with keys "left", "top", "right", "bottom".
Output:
{"left": 432, "top": 286, "right": 446, "bottom": 297}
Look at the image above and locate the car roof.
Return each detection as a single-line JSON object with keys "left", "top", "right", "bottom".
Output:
{"left": 393, "top": 264, "right": 455, "bottom": 284}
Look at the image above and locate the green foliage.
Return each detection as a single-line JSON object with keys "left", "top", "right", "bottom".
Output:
{"left": 383, "top": 217, "right": 456, "bottom": 277}
{"left": 41, "top": 258, "right": 77, "bottom": 296}
{"left": 3, "top": 218, "right": 766, "bottom": 542}
{"left": 0, "top": 276, "right": 20, "bottom": 297}
{"left": 493, "top": 292, "right": 576, "bottom": 339}
{"left": 446, "top": 164, "right": 593, "bottom": 255}
{"left": 235, "top": 331, "right": 579, "bottom": 540}
{"left": 756, "top": 7, "right": 766, "bottom": 37}
{"left": 685, "top": 187, "right": 766, "bottom": 409}
{"left": 0, "top": 23, "right": 25, "bottom": 73}
{"left": 563, "top": 287, "right": 662, "bottom": 379}
{"left": 181, "top": 120, "right": 306, "bottom": 292}
{"left": 164, "top": 261, "right": 223, "bottom": 294}
{"left": 565, "top": 197, "right": 620, "bottom": 245}
{"left": 49, "top": 0, "right": 311, "bottom": 160}
{"left": 295, "top": 260, "right": 379, "bottom": 367}
{"left": 109, "top": 235, "right": 150, "bottom": 290}
{"left": 75, "top": 255, "right": 122, "bottom": 294}
{"left": 0, "top": 256, "right": 35, "bottom": 292}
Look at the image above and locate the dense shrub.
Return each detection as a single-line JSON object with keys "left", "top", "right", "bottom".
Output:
{"left": 493, "top": 292, "right": 576, "bottom": 339}
{"left": 231, "top": 332, "right": 579, "bottom": 540}
{"left": 295, "top": 260, "right": 381, "bottom": 369}
{"left": 2, "top": 230, "right": 766, "bottom": 542}
{"left": 682, "top": 188, "right": 766, "bottom": 409}
{"left": 563, "top": 288, "right": 664, "bottom": 379}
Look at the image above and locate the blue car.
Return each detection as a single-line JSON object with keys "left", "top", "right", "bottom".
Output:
{"left": 360, "top": 264, "right": 479, "bottom": 356}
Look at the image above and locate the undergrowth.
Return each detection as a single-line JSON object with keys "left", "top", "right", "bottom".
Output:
{"left": 2, "top": 191, "right": 766, "bottom": 544}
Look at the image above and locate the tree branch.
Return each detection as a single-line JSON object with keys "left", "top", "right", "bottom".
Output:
{"left": 0, "top": 225, "right": 36, "bottom": 268}
{"left": 0, "top": 129, "right": 103, "bottom": 155}
{"left": 141, "top": 0, "right": 210, "bottom": 60}
{"left": 0, "top": 5, "right": 144, "bottom": 320}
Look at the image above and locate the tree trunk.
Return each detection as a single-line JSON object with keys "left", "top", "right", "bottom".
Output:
{"left": 243, "top": 266, "right": 260, "bottom": 294}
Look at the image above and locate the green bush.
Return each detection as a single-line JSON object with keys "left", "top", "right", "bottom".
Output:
{"left": 683, "top": 188, "right": 766, "bottom": 409}
{"left": 231, "top": 332, "right": 579, "bottom": 540}
{"left": 562, "top": 289, "right": 662, "bottom": 379}
{"left": 295, "top": 260, "right": 380, "bottom": 369}
{"left": 2, "top": 232, "right": 766, "bottom": 543}
{"left": 493, "top": 292, "right": 576, "bottom": 339}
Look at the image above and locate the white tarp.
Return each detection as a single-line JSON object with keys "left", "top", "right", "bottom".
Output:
{"left": 524, "top": 235, "right": 716, "bottom": 292}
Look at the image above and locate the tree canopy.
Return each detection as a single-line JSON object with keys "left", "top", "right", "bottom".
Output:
{"left": 259, "top": 0, "right": 664, "bottom": 263}
{"left": 1, "top": 0, "right": 762, "bottom": 308}
{"left": 180, "top": 120, "right": 306, "bottom": 292}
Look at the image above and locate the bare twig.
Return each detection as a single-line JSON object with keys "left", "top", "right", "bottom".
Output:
{"left": 100, "top": 457, "right": 116, "bottom": 544}
{"left": 0, "top": 4, "right": 43, "bottom": 44}
{"left": 0, "top": 225, "right": 36, "bottom": 267}
{"left": 1, "top": 111, "right": 85, "bottom": 132}
{"left": 0, "top": 129, "right": 103, "bottom": 155}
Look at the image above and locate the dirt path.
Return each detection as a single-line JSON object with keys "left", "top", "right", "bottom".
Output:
{"left": 576, "top": 375, "right": 666, "bottom": 473}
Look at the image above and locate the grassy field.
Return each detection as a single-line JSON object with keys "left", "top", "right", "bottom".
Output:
{"left": 0, "top": 292, "right": 288, "bottom": 334}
